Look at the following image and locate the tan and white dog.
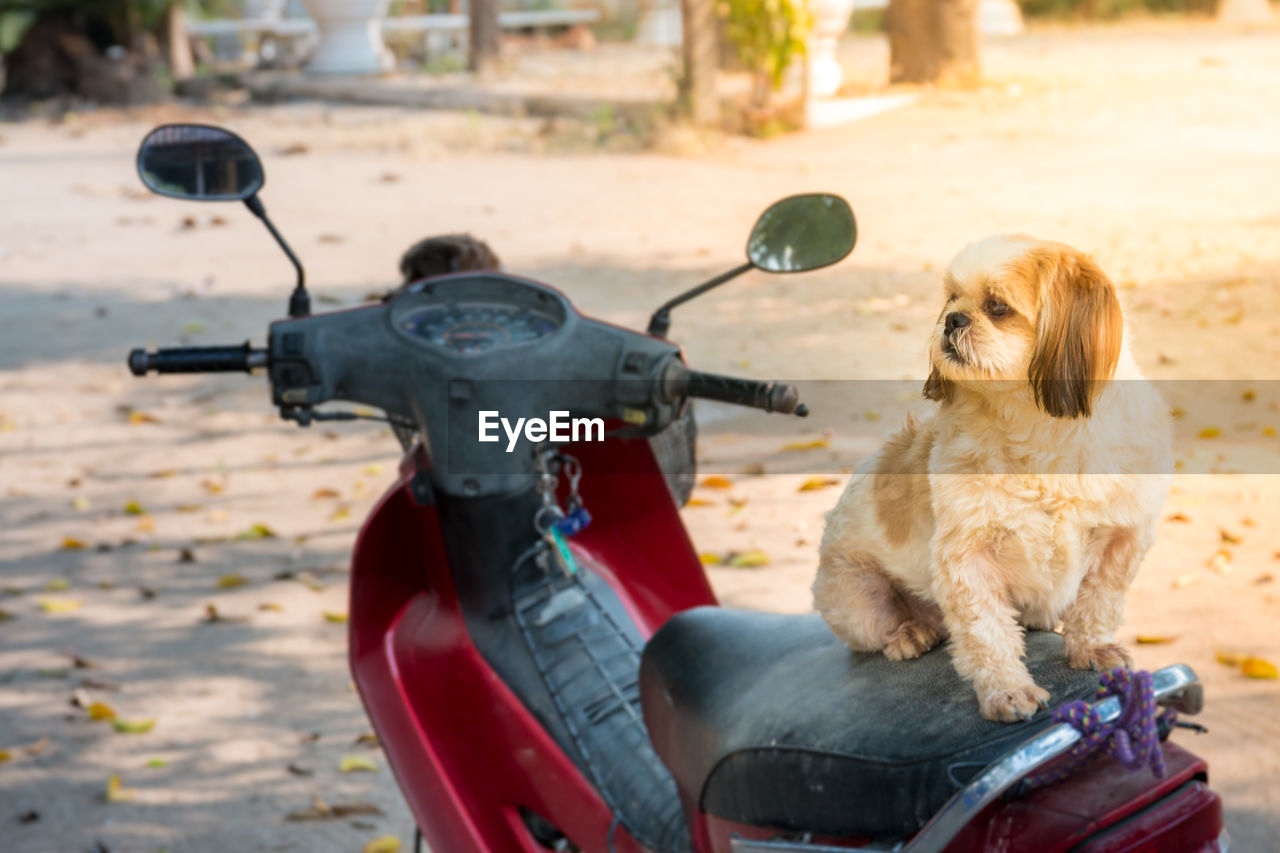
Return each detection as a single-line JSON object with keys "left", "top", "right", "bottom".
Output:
{"left": 813, "top": 235, "right": 1172, "bottom": 722}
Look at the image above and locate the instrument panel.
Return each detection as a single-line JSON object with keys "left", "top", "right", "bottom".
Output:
{"left": 397, "top": 301, "right": 562, "bottom": 357}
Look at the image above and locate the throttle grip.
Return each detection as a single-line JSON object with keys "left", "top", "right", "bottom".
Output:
{"left": 128, "top": 343, "right": 266, "bottom": 376}
{"left": 678, "top": 369, "right": 808, "bottom": 416}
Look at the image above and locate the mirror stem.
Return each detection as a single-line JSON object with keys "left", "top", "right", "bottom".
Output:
{"left": 244, "top": 195, "right": 309, "bottom": 317}
{"left": 647, "top": 261, "right": 753, "bottom": 338}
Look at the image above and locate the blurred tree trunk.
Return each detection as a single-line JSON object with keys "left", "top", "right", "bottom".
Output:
{"left": 1217, "top": 0, "right": 1273, "bottom": 22}
{"left": 888, "top": 0, "right": 979, "bottom": 85}
{"left": 469, "top": 0, "right": 500, "bottom": 73}
{"left": 679, "top": 0, "right": 719, "bottom": 125}
{"left": 164, "top": 3, "right": 194, "bottom": 81}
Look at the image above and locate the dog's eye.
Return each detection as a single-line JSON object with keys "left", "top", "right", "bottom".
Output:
{"left": 985, "top": 300, "right": 1012, "bottom": 317}
{"left": 946, "top": 293, "right": 958, "bottom": 304}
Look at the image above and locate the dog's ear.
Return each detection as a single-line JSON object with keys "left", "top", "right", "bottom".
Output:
{"left": 1027, "top": 248, "right": 1123, "bottom": 419}
{"left": 923, "top": 364, "right": 953, "bottom": 402}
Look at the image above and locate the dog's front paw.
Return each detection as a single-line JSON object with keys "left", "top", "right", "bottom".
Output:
{"left": 882, "top": 620, "right": 943, "bottom": 661}
{"left": 977, "top": 682, "right": 1051, "bottom": 723}
{"left": 1066, "top": 640, "right": 1133, "bottom": 672}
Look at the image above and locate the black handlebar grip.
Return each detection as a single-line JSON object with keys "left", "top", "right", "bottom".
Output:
{"left": 680, "top": 369, "right": 807, "bottom": 416}
{"left": 128, "top": 343, "right": 263, "bottom": 376}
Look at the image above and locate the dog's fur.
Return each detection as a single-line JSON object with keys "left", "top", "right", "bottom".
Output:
{"left": 813, "top": 235, "right": 1172, "bottom": 722}
{"left": 398, "top": 233, "right": 501, "bottom": 286}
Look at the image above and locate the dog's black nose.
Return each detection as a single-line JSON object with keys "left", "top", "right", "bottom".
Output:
{"left": 945, "top": 312, "right": 971, "bottom": 335}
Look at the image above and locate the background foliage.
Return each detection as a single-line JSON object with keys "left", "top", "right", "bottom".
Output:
{"left": 717, "top": 0, "right": 812, "bottom": 93}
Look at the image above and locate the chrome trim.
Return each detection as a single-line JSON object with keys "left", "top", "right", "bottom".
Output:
{"left": 898, "top": 664, "right": 1202, "bottom": 853}
{"left": 723, "top": 665, "right": 1202, "bottom": 853}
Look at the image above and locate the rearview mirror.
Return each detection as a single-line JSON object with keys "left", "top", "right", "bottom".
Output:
{"left": 746, "top": 193, "right": 856, "bottom": 274}
{"left": 136, "top": 124, "right": 265, "bottom": 202}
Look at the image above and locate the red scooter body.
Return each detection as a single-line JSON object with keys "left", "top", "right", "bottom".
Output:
{"left": 348, "top": 439, "right": 1224, "bottom": 853}
{"left": 349, "top": 436, "right": 716, "bottom": 853}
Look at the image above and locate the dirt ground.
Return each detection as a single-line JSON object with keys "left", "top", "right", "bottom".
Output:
{"left": 3, "top": 20, "right": 1280, "bottom": 853}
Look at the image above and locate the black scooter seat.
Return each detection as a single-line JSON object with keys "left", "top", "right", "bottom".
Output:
{"left": 639, "top": 607, "right": 1102, "bottom": 840}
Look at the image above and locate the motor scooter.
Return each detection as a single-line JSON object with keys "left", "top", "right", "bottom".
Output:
{"left": 127, "top": 124, "right": 1225, "bottom": 853}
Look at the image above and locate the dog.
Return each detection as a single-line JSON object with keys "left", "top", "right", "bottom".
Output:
{"left": 812, "top": 235, "right": 1172, "bottom": 722}
{"left": 398, "top": 233, "right": 501, "bottom": 286}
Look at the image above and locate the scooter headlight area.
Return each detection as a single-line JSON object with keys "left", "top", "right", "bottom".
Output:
{"left": 126, "top": 123, "right": 1223, "bottom": 853}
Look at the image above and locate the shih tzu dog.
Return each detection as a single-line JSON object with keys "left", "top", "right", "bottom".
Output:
{"left": 813, "top": 235, "right": 1172, "bottom": 722}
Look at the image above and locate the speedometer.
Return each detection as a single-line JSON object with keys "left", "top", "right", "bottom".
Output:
{"left": 399, "top": 302, "right": 561, "bottom": 356}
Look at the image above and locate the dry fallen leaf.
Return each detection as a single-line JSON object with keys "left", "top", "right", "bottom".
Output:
{"left": 1216, "top": 650, "right": 1246, "bottom": 667}
{"left": 112, "top": 718, "right": 155, "bottom": 734}
{"left": 1197, "top": 427, "right": 1221, "bottom": 439}
{"left": 780, "top": 438, "right": 831, "bottom": 452}
{"left": 259, "top": 602, "right": 284, "bottom": 612}
{"left": 328, "top": 506, "right": 351, "bottom": 522}
{"left": 698, "top": 553, "right": 722, "bottom": 566}
{"left": 1136, "top": 635, "right": 1176, "bottom": 645}
{"left": 311, "top": 488, "right": 341, "bottom": 500}
{"left": 44, "top": 578, "right": 70, "bottom": 592}
{"left": 1219, "top": 529, "right": 1243, "bottom": 545}
{"left": 61, "top": 536, "right": 87, "bottom": 551}
{"left": 295, "top": 571, "right": 326, "bottom": 592}
{"left": 353, "top": 732, "right": 379, "bottom": 748}
{"left": 216, "top": 573, "right": 249, "bottom": 590}
{"left": 71, "top": 495, "right": 92, "bottom": 511}
{"left": 1172, "top": 572, "right": 1202, "bottom": 589}
{"left": 104, "top": 773, "right": 136, "bottom": 803}
{"left": 201, "top": 478, "right": 225, "bottom": 495}
{"left": 20, "top": 738, "right": 50, "bottom": 759}
{"left": 39, "top": 598, "right": 82, "bottom": 614}
{"left": 286, "top": 795, "right": 385, "bottom": 821}
{"left": 1207, "top": 550, "right": 1232, "bottom": 575}
{"left": 362, "top": 837, "right": 402, "bottom": 853}
{"left": 339, "top": 754, "right": 378, "bottom": 773}
{"left": 685, "top": 497, "right": 714, "bottom": 507}
{"left": 202, "top": 604, "right": 247, "bottom": 624}
{"left": 234, "top": 523, "right": 277, "bottom": 541}
{"left": 0, "top": 609, "right": 15, "bottom": 622}
{"left": 728, "top": 550, "right": 770, "bottom": 569}
{"left": 88, "top": 702, "right": 117, "bottom": 721}
{"left": 363, "top": 464, "right": 383, "bottom": 476}
{"left": 123, "top": 500, "right": 146, "bottom": 516}
{"left": 135, "top": 515, "right": 155, "bottom": 534}
{"left": 323, "top": 611, "right": 349, "bottom": 624}
{"left": 798, "top": 477, "right": 840, "bottom": 492}
{"left": 698, "top": 476, "right": 733, "bottom": 490}
{"left": 1242, "top": 657, "right": 1279, "bottom": 679}
{"left": 127, "top": 410, "right": 158, "bottom": 425}
{"left": 1164, "top": 512, "right": 1191, "bottom": 523}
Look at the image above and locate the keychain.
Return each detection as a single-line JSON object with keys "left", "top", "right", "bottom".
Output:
{"left": 532, "top": 448, "right": 590, "bottom": 577}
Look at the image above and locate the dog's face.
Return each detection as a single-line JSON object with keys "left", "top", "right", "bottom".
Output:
{"left": 924, "top": 235, "right": 1124, "bottom": 418}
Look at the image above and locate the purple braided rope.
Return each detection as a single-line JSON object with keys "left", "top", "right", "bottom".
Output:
{"left": 1020, "top": 668, "right": 1174, "bottom": 792}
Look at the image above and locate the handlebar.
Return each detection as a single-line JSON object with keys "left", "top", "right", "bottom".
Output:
{"left": 127, "top": 343, "right": 269, "bottom": 376}
{"left": 673, "top": 368, "right": 808, "bottom": 417}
